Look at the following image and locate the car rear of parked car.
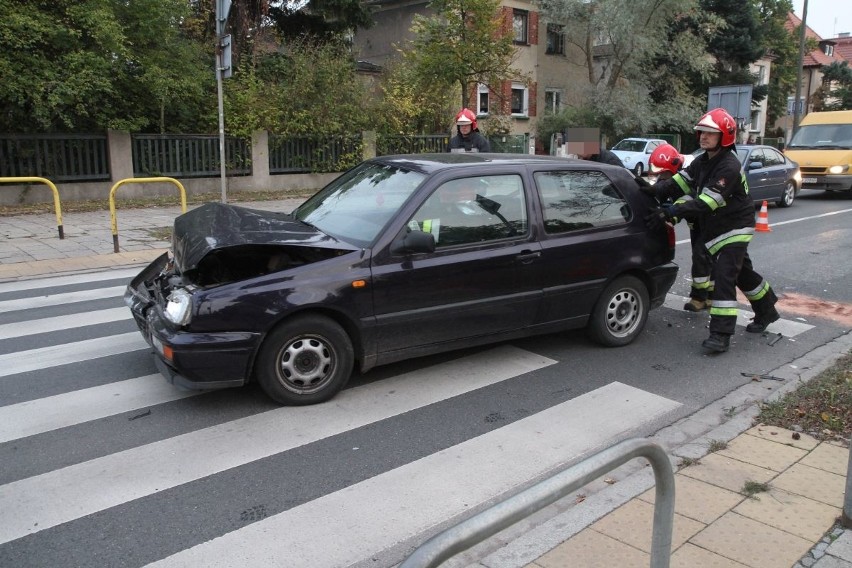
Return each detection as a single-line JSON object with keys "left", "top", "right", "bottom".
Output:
{"left": 126, "top": 154, "right": 678, "bottom": 405}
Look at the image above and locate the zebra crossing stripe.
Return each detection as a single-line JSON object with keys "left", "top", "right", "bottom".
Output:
{"left": 0, "top": 285, "right": 126, "bottom": 313}
{"left": 0, "top": 374, "right": 197, "bottom": 444}
{"left": 0, "top": 307, "right": 130, "bottom": 340}
{"left": 148, "top": 382, "right": 681, "bottom": 568}
{"left": 0, "top": 332, "right": 148, "bottom": 378}
{"left": 0, "top": 268, "right": 140, "bottom": 294}
{"left": 663, "top": 293, "right": 814, "bottom": 337}
{"left": 0, "top": 345, "right": 556, "bottom": 545}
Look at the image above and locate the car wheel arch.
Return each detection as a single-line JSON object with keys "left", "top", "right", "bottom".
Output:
{"left": 249, "top": 307, "right": 365, "bottom": 384}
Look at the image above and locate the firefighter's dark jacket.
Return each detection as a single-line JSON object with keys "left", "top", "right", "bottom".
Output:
{"left": 650, "top": 146, "right": 754, "bottom": 255}
{"left": 448, "top": 131, "right": 491, "bottom": 152}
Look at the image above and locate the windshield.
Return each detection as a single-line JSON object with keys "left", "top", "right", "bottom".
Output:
{"left": 735, "top": 149, "right": 749, "bottom": 164}
{"left": 612, "top": 139, "right": 647, "bottom": 152}
{"left": 294, "top": 162, "right": 426, "bottom": 247}
{"left": 788, "top": 124, "right": 852, "bottom": 149}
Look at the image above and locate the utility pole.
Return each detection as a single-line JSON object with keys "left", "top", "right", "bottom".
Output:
{"left": 215, "top": 0, "right": 233, "bottom": 203}
{"left": 792, "top": 0, "right": 809, "bottom": 138}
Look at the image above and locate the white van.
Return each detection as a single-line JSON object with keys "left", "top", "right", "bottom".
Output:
{"left": 784, "top": 110, "right": 852, "bottom": 194}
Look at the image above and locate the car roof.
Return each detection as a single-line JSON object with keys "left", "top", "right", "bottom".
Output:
{"left": 618, "top": 138, "right": 667, "bottom": 143}
{"left": 370, "top": 153, "right": 625, "bottom": 175}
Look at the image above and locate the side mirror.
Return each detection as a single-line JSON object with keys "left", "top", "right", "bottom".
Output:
{"left": 748, "top": 161, "right": 762, "bottom": 170}
{"left": 390, "top": 230, "right": 436, "bottom": 255}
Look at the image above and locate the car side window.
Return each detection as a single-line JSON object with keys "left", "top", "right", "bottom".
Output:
{"left": 764, "top": 148, "right": 784, "bottom": 166}
{"left": 749, "top": 149, "right": 766, "bottom": 167}
{"left": 409, "top": 175, "right": 527, "bottom": 247}
{"left": 534, "top": 170, "right": 629, "bottom": 234}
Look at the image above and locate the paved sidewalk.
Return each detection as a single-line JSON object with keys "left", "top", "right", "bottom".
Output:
{"left": 1, "top": 204, "right": 851, "bottom": 567}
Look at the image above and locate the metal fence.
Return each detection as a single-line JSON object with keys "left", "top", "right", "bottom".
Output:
{"left": 269, "top": 135, "right": 362, "bottom": 173}
{"left": 0, "top": 134, "right": 110, "bottom": 181}
{"left": 377, "top": 135, "right": 450, "bottom": 155}
{"left": 132, "top": 134, "right": 251, "bottom": 178}
{"left": 1, "top": 131, "right": 533, "bottom": 184}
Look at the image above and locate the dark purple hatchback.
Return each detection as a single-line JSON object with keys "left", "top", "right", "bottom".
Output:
{"left": 126, "top": 153, "right": 678, "bottom": 405}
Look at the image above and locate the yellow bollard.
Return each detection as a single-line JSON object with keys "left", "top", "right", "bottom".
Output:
{"left": 0, "top": 177, "right": 65, "bottom": 239}
{"left": 109, "top": 177, "right": 187, "bottom": 253}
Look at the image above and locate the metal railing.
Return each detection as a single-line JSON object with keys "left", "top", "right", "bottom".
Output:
{"left": 377, "top": 135, "right": 450, "bottom": 155}
{"left": 0, "top": 134, "right": 109, "bottom": 181}
{"left": 0, "top": 177, "right": 65, "bottom": 239}
{"left": 132, "top": 134, "right": 251, "bottom": 178}
{"left": 268, "top": 134, "right": 362, "bottom": 173}
{"left": 108, "top": 177, "right": 187, "bottom": 253}
{"left": 400, "top": 438, "right": 675, "bottom": 568}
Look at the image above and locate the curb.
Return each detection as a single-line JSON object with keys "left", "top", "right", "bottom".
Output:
{"left": 458, "top": 330, "right": 852, "bottom": 568}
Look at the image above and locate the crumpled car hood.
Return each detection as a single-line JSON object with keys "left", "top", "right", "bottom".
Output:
{"left": 172, "top": 202, "right": 358, "bottom": 272}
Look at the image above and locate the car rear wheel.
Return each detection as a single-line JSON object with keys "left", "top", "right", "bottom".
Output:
{"left": 256, "top": 314, "right": 354, "bottom": 405}
{"left": 586, "top": 275, "right": 649, "bottom": 347}
{"left": 633, "top": 163, "right": 644, "bottom": 177}
{"left": 777, "top": 180, "right": 796, "bottom": 207}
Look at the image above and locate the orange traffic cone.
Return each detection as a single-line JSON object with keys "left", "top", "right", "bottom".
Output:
{"left": 755, "top": 200, "right": 771, "bottom": 232}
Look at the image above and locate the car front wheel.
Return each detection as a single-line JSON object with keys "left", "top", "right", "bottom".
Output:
{"left": 633, "top": 162, "right": 644, "bottom": 177}
{"left": 256, "top": 314, "right": 354, "bottom": 405}
{"left": 586, "top": 275, "right": 649, "bottom": 347}
{"left": 778, "top": 180, "right": 796, "bottom": 207}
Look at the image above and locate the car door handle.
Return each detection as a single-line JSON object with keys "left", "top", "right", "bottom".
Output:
{"left": 516, "top": 250, "right": 541, "bottom": 264}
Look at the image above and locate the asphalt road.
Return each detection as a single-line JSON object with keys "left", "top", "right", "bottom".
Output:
{"left": 0, "top": 190, "right": 850, "bottom": 568}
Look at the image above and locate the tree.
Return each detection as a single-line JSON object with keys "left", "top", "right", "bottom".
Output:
{"left": 537, "top": 0, "right": 716, "bottom": 141}
{"left": 752, "top": 0, "right": 797, "bottom": 126}
{"left": 269, "top": 0, "right": 374, "bottom": 41}
{"left": 0, "top": 0, "right": 211, "bottom": 133}
{"left": 812, "top": 61, "right": 852, "bottom": 111}
{"left": 402, "top": 0, "right": 518, "bottom": 110}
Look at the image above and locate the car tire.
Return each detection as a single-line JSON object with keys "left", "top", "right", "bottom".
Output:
{"left": 778, "top": 180, "right": 796, "bottom": 207}
{"left": 586, "top": 275, "right": 649, "bottom": 347}
{"left": 255, "top": 314, "right": 354, "bottom": 405}
{"left": 633, "top": 163, "right": 644, "bottom": 177}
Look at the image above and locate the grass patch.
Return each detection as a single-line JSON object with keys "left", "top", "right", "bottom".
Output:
{"left": 756, "top": 352, "right": 852, "bottom": 442}
{"left": 707, "top": 439, "right": 728, "bottom": 452}
{"left": 741, "top": 480, "right": 770, "bottom": 499}
{"left": 0, "top": 188, "right": 316, "bottom": 216}
{"left": 677, "top": 457, "right": 700, "bottom": 468}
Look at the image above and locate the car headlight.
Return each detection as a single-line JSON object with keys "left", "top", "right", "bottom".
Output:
{"left": 793, "top": 170, "right": 802, "bottom": 183}
{"left": 164, "top": 288, "right": 193, "bottom": 326}
{"left": 828, "top": 165, "right": 849, "bottom": 174}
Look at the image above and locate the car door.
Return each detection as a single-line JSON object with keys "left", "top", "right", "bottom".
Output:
{"left": 743, "top": 148, "right": 769, "bottom": 200}
{"left": 368, "top": 172, "right": 544, "bottom": 354}
{"left": 531, "top": 166, "right": 636, "bottom": 324}
{"left": 761, "top": 147, "right": 788, "bottom": 199}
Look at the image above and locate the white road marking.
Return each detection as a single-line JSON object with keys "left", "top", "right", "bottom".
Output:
{"left": 0, "top": 375, "right": 199, "bottom": 444}
{"left": 0, "top": 332, "right": 148, "bottom": 378}
{"left": 663, "top": 293, "right": 814, "bottom": 337}
{"left": 0, "top": 345, "right": 557, "bottom": 544}
{"left": 0, "top": 307, "right": 131, "bottom": 340}
{"left": 0, "top": 268, "right": 140, "bottom": 294}
{"left": 149, "top": 382, "right": 681, "bottom": 568}
{"left": 0, "top": 285, "right": 126, "bottom": 313}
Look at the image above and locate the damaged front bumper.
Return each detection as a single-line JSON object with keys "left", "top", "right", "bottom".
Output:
{"left": 125, "top": 252, "right": 260, "bottom": 391}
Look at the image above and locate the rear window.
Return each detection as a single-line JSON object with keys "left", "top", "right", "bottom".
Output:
{"left": 612, "top": 139, "right": 647, "bottom": 152}
{"left": 534, "top": 170, "right": 630, "bottom": 234}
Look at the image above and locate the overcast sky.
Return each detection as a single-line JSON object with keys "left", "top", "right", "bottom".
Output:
{"left": 791, "top": 0, "right": 852, "bottom": 39}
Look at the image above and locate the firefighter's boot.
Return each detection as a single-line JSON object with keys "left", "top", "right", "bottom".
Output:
{"left": 702, "top": 332, "right": 730, "bottom": 353}
{"left": 746, "top": 307, "right": 780, "bottom": 333}
{"left": 683, "top": 298, "right": 709, "bottom": 312}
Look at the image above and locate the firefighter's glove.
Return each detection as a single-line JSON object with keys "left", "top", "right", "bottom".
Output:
{"left": 634, "top": 175, "right": 655, "bottom": 197}
{"left": 644, "top": 206, "right": 674, "bottom": 230}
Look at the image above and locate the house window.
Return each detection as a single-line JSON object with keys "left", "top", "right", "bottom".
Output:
{"left": 511, "top": 83, "right": 528, "bottom": 116}
{"left": 513, "top": 10, "right": 528, "bottom": 44}
{"left": 477, "top": 84, "right": 489, "bottom": 115}
{"left": 546, "top": 24, "right": 564, "bottom": 55}
{"left": 756, "top": 65, "right": 766, "bottom": 85}
{"left": 544, "top": 89, "right": 562, "bottom": 114}
{"left": 750, "top": 110, "right": 761, "bottom": 132}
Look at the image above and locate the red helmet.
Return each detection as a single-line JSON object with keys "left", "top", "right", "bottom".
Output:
{"left": 694, "top": 108, "right": 737, "bottom": 147}
{"left": 649, "top": 143, "right": 683, "bottom": 175}
{"left": 455, "top": 108, "right": 478, "bottom": 131}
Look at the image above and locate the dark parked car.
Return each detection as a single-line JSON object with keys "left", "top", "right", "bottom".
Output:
{"left": 685, "top": 145, "right": 801, "bottom": 207}
{"left": 125, "top": 154, "right": 678, "bottom": 405}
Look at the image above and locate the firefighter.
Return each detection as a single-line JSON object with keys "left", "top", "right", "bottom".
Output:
{"left": 647, "top": 143, "right": 714, "bottom": 312}
{"left": 448, "top": 108, "right": 491, "bottom": 153}
{"left": 640, "top": 108, "right": 779, "bottom": 353}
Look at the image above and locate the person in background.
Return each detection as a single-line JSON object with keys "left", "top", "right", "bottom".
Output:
{"left": 640, "top": 108, "right": 779, "bottom": 354}
{"left": 647, "top": 143, "right": 713, "bottom": 312}
{"left": 448, "top": 108, "right": 491, "bottom": 153}
{"left": 577, "top": 141, "right": 625, "bottom": 168}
